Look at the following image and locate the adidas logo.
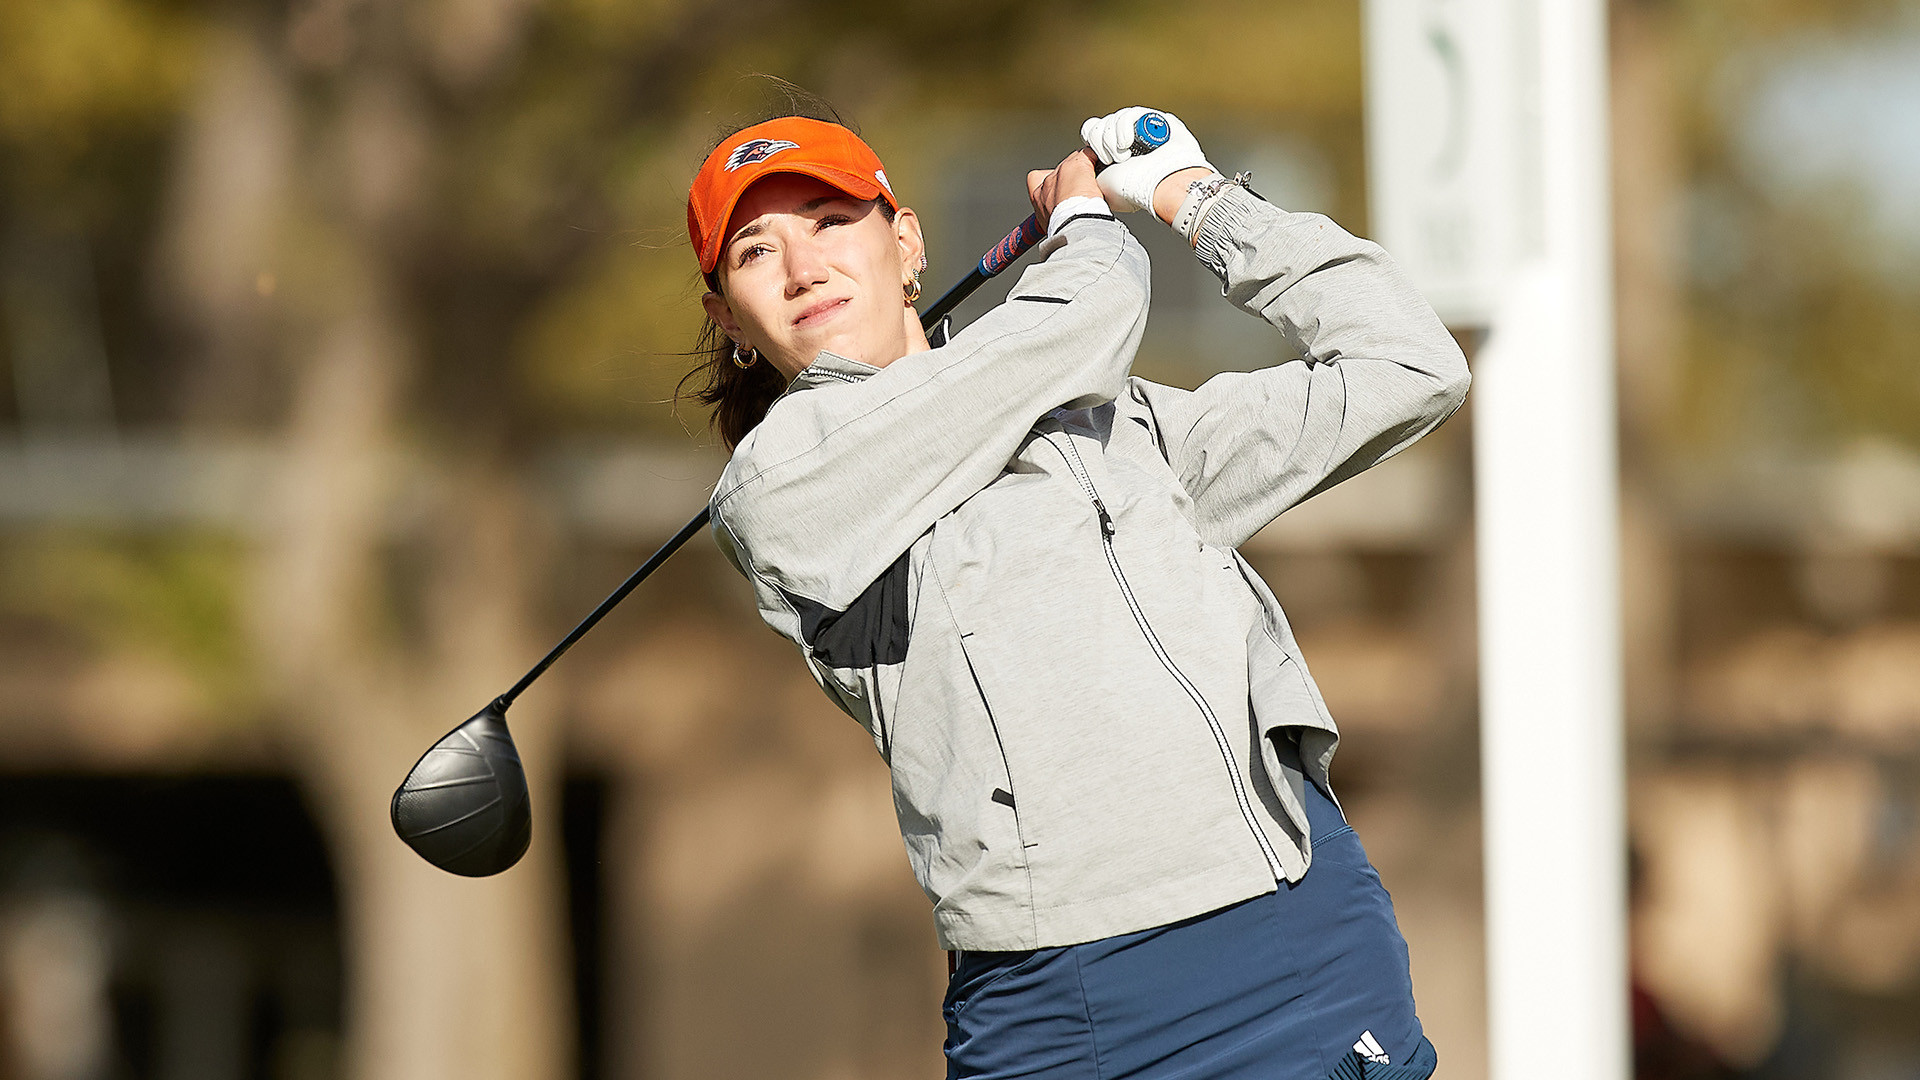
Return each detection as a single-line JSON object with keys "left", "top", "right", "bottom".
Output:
{"left": 1353, "top": 1030, "right": 1390, "bottom": 1066}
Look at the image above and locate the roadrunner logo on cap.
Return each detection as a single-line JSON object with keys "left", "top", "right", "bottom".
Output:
{"left": 726, "top": 138, "right": 800, "bottom": 171}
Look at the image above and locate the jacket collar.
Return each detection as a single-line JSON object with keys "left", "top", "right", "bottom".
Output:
{"left": 788, "top": 350, "right": 881, "bottom": 390}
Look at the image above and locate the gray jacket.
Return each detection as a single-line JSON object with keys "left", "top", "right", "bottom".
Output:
{"left": 710, "top": 186, "right": 1469, "bottom": 951}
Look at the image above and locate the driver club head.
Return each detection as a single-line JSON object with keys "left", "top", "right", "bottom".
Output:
{"left": 391, "top": 699, "right": 532, "bottom": 877}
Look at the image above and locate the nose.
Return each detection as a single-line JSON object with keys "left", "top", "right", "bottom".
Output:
{"left": 783, "top": 235, "right": 829, "bottom": 298}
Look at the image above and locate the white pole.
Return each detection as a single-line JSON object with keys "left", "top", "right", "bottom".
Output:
{"left": 1474, "top": 2, "right": 1627, "bottom": 1079}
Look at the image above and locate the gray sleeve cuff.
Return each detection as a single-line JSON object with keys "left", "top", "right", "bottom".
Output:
{"left": 1190, "top": 185, "right": 1266, "bottom": 283}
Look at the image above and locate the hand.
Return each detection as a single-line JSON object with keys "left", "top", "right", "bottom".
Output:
{"left": 1026, "top": 148, "right": 1105, "bottom": 224}
{"left": 1080, "top": 107, "right": 1214, "bottom": 219}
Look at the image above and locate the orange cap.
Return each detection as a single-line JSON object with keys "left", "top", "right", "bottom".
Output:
{"left": 687, "top": 116, "right": 900, "bottom": 275}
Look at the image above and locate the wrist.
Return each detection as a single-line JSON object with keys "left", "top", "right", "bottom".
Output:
{"left": 1154, "top": 167, "right": 1217, "bottom": 223}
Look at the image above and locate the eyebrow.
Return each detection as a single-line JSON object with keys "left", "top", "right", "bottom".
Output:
{"left": 726, "top": 196, "right": 857, "bottom": 248}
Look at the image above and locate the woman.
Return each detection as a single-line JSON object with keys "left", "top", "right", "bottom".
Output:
{"left": 685, "top": 104, "right": 1468, "bottom": 1080}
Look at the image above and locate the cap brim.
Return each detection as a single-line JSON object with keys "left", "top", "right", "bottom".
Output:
{"left": 700, "top": 162, "right": 893, "bottom": 274}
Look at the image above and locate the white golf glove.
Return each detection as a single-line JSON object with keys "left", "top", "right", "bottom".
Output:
{"left": 1080, "top": 106, "right": 1214, "bottom": 215}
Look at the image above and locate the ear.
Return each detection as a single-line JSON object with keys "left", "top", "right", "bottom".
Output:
{"left": 893, "top": 206, "right": 926, "bottom": 277}
{"left": 701, "top": 290, "right": 746, "bottom": 345}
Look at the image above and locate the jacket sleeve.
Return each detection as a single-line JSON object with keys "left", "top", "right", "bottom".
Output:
{"left": 711, "top": 214, "right": 1150, "bottom": 633}
{"left": 1127, "top": 186, "right": 1471, "bottom": 550}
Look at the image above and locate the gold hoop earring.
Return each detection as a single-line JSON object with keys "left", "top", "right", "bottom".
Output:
{"left": 904, "top": 270, "right": 922, "bottom": 305}
{"left": 731, "top": 342, "right": 758, "bottom": 369}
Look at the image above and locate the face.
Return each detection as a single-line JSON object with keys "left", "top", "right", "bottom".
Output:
{"left": 703, "top": 174, "right": 928, "bottom": 381}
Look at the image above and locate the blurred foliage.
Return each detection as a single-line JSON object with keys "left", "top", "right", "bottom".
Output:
{"left": 0, "top": 532, "right": 259, "bottom": 718}
{"left": 0, "top": 0, "right": 204, "bottom": 210}
{"left": 1671, "top": 0, "right": 1920, "bottom": 451}
{"left": 0, "top": 0, "right": 1372, "bottom": 441}
{"left": 3, "top": 0, "right": 1910, "bottom": 443}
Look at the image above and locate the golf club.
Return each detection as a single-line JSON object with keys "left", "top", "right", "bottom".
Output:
{"left": 393, "top": 114, "right": 1175, "bottom": 877}
{"left": 393, "top": 208, "right": 1100, "bottom": 876}
{"left": 390, "top": 509, "right": 712, "bottom": 876}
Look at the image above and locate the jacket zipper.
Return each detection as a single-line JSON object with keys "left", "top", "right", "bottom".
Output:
{"left": 1043, "top": 431, "right": 1286, "bottom": 879}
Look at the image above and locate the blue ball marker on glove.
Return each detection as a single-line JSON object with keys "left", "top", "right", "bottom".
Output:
{"left": 1130, "top": 112, "right": 1172, "bottom": 155}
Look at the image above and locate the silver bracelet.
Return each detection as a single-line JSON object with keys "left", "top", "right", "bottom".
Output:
{"left": 1192, "top": 170, "right": 1255, "bottom": 203}
{"left": 1172, "top": 171, "right": 1255, "bottom": 245}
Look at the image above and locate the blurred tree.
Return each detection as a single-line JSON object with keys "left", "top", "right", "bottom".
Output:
{"left": 1669, "top": 0, "right": 1920, "bottom": 453}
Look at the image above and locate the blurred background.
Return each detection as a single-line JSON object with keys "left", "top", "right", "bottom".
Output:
{"left": 1, "top": 0, "right": 1918, "bottom": 1077}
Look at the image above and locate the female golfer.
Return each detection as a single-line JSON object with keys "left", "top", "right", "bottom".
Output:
{"left": 686, "top": 105, "right": 1468, "bottom": 1080}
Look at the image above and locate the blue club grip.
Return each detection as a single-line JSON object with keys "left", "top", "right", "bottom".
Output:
{"left": 1130, "top": 112, "right": 1171, "bottom": 155}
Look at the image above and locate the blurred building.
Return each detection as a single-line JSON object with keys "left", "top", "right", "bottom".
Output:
{"left": 1, "top": 1, "right": 1918, "bottom": 1079}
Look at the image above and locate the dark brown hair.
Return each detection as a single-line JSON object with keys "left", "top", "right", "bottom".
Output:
{"left": 676, "top": 84, "right": 886, "bottom": 451}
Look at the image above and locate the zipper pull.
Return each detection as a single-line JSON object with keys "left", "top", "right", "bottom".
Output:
{"left": 1095, "top": 500, "right": 1115, "bottom": 537}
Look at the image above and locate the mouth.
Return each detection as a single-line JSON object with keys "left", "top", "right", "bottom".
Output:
{"left": 792, "top": 296, "right": 852, "bottom": 328}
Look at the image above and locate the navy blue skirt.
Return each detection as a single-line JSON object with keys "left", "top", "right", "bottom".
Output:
{"left": 942, "top": 781, "right": 1434, "bottom": 1080}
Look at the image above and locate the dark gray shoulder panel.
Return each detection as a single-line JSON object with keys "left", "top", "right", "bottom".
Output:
{"left": 780, "top": 550, "right": 911, "bottom": 668}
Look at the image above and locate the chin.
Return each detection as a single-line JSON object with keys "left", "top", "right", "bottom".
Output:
{"left": 805, "top": 330, "right": 881, "bottom": 366}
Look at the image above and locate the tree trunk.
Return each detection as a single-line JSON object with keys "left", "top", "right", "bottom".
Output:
{"left": 160, "top": 24, "right": 577, "bottom": 1080}
{"left": 257, "top": 305, "right": 574, "bottom": 1080}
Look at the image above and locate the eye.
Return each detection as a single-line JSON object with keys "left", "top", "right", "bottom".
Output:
{"left": 816, "top": 213, "right": 853, "bottom": 231}
{"left": 735, "top": 242, "right": 771, "bottom": 267}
